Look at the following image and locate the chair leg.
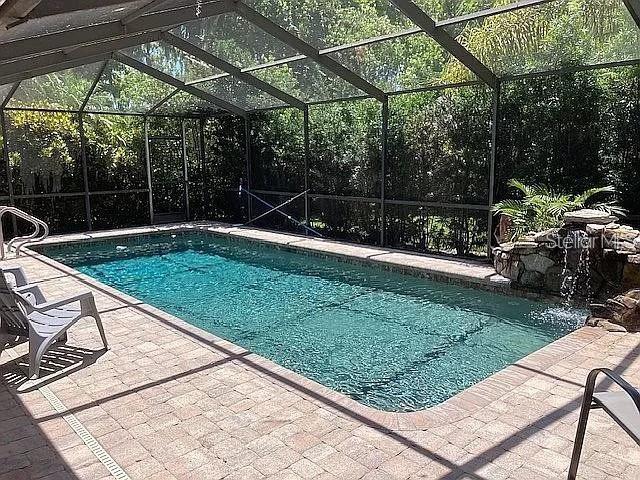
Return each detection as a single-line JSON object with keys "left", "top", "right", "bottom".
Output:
{"left": 568, "top": 395, "right": 593, "bottom": 479}
{"left": 28, "top": 335, "right": 41, "bottom": 379}
{"left": 0, "top": 322, "right": 7, "bottom": 358}
{"left": 94, "top": 314, "right": 108, "bottom": 350}
{"left": 0, "top": 335, "right": 8, "bottom": 358}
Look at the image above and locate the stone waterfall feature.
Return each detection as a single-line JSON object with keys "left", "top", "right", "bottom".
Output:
{"left": 492, "top": 209, "right": 640, "bottom": 302}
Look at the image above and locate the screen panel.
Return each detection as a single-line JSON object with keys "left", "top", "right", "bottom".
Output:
{"left": 387, "top": 86, "right": 492, "bottom": 205}
{"left": 171, "top": 12, "right": 298, "bottom": 69}
{"left": 155, "top": 90, "right": 222, "bottom": 115}
{"left": 446, "top": 0, "right": 640, "bottom": 76}
{"left": 242, "top": 0, "right": 413, "bottom": 50}
{"left": 197, "top": 76, "right": 286, "bottom": 110}
{"left": 309, "top": 98, "right": 382, "bottom": 198}
{"left": 4, "top": 110, "right": 84, "bottom": 195}
{"left": 250, "top": 108, "right": 305, "bottom": 192}
{"left": 413, "top": 0, "right": 494, "bottom": 22}
{"left": 85, "top": 60, "right": 176, "bottom": 113}
{"left": 329, "top": 32, "right": 477, "bottom": 92}
{"left": 13, "top": 197, "right": 87, "bottom": 234}
{"left": 309, "top": 197, "right": 381, "bottom": 246}
{"left": 7, "top": 63, "right": 103, "bottom": 111}
{"left": 91, "top": 192, "right": 150, "bottom": 229}
{"left": 252, "top": 58, "right": 364, "bottom": 102}
{"left": 83, "top": 113, "right": 147, "bottom": 192}
{"left": 0, "top": 84, "right": 13, "bottom": 106}
{"left": 386, "top": 204, "right": 488, "bottom": 257}
{"left": 121, "top": 41, "right": 224, "bottom": 83}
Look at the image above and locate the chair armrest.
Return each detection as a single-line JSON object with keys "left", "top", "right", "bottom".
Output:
{"left": 2, "top": 266, "right": 29, "bottom": 287}
{"left": 32, "top": 291, "right": 95, "bottom": 312}
{"left": 14, "top": 284, "right": 47, "bottom": 305}
{"left": 587, "top": 368, "right": 640, "bottom": 414}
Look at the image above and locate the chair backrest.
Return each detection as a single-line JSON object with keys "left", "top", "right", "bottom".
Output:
{"left": 0, "top": 272, "right": 30, "bottom": 333}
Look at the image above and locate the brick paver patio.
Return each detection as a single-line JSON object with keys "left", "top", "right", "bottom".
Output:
{"left": 1, "top": 232, "right": 639, "bottom": 480}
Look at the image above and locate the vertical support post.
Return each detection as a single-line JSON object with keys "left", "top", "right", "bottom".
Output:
{"left": 244, "top": 116, "right": 252, "bottom": 221}
{"left": 303, "top": 106, "right": 310, "bottom": 231}
{"left": 487, "top": 81, "right": 501, "bottom": 257}
{"left": 0, "top": 109, "right": 17, "bottom": 236}
{"left": 78, "top": 113, "right": 92, "bottom": 231}
{"left": 199, "top": 116, "right": 206, "bottom": 216}
{"left": 144, "top": 116, "right": 154, "bottom": 225}
{"left": 380, "top": 97, "right": 389, "bottom": 247}
{"left": 181, "top": 118, "right": 190, "bottom": 221}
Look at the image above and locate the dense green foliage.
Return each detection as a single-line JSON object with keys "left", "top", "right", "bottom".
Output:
{"left": 493, "top": 180, "right": 622, "bottom": 240}
{"left": 496, "top": 67, "right": 640, "bottom": 217}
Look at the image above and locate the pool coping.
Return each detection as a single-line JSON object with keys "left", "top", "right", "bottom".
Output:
{"left": 20, "top": 222, "right": 602, "bottom": 430}
{"left": 33, "top": 221, "right": 514, "bottom": 294}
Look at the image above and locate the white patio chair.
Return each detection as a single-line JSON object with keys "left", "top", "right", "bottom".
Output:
{"left": 2, "top": 265, "right": 29, "bottom": 288}
{"left": 0, "top": 271, "right": 108, "bottom": 379}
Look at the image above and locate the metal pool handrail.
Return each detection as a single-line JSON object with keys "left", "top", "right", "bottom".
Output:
{"left": 0, "top": 206, "right": 50, "bottom": 259}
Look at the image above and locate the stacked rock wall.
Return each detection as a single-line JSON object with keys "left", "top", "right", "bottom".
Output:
{"left": 493, "top": 209, "right": 640, "bottom": 300}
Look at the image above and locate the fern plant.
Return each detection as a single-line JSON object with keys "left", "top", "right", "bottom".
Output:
{"left": 492, "top": 179, "right": 625, "bottom": 241}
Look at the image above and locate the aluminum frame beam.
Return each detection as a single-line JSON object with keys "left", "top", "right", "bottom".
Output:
{"left": 80, "top": 61, "right": 109, "bottom": 112}
{"left": 623, "top": 0, "right": 640, "bottom": 29}
{"left": 26, "top": 1, "right": 143, "bottom": 19}
{"left": 487, "top": 82, "right": 500, "bottom": 256}
{"left": 0, "top": 31, "right": 162, "bottom": 84}
{"left": 163, "top": 33, "right": 306, "bottom": 110}
{"left": 121, "top": 0, "right": 171, "bottom": 25}
{"left": 0, "top": 53, "right": 113, "bottom": 86}
{"left": 143, "top": 117, "right": 154, "bottom": 224}
{"left": 390, "top": 0, "right": 498, "bottom": 88}
{"left": 0, "top": 0, "right": 41, "bottom": 30}
{"left": 0, "top": 0, "right": 231, "bottom": 64}
{"left": 147, "top": 88, "right": 180, "bottom": 115}
{"left": 0, "top": 82, "right": 20, "bottom": 109}
{"left": 114, "top": 52, "right": 247, "bottom": 116}
{"left": 232, "top": 1, "right": 386, "bottom": 102}
{"left": 435, "top": 0, "right": 557, "bottom": 28}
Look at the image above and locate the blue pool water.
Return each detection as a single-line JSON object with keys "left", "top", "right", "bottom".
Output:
{"left": 39, "top": 233, "right": 582, "bottom": 411}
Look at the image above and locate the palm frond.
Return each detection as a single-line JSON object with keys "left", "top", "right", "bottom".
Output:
{"left": 495, "top": 179, "right": 622, "bottom": 240}
{"left": 573, "top": 185, "right": 616, "bottom": 206}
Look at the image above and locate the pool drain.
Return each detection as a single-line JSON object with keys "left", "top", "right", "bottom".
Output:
{"left": 39, "top": 385, "right": 131, "bottom": 480}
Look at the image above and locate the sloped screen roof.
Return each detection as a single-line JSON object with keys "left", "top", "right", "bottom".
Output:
{"left": 0, "top": 0, "right": 637, "bottom": 116}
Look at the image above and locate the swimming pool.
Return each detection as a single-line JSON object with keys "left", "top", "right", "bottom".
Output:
{"left": 38, "top": 233, "right": 581, "bottom": 412}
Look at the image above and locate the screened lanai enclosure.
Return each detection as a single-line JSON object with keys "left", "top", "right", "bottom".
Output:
{"left": 0, "top": 0, "right": 639, "bottom": 257}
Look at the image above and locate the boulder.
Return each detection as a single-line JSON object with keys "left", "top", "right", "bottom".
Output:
{"left": 623, "top": 258, "right": 640, "bottom": 292}
{"left": 599, "top": 320, "right": 628, "bottom": 333}
{"left": 604, "top": 227, "right": 640, "bottom": 242}
{"left": 494, "top": 255, "right": 521, "bottom": 281}
{"left": 534, "top": 228, "right": 559, "bottom": 244}
{"left": 511, "top": 241, "right": 539, "bottom": 254}
{"left": 587, "top": 289, "right": 640, "bottom": 332}
{"left": 586, "top": 224, "right": 606, "bottom": 235}
{"left": 521, "top": 253, "right": 555, "bottom": 274}
{"left": 544, "top": 265, "right": 564, "bottom": 292}
{"left": 609, "top": 240, "right": 637, "bottom": 254}
{"left": 564, "top": 209, "right": 618, "bottom": 225}
{"left": 519, "top": 270, "right": 544, "bottom": 288}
